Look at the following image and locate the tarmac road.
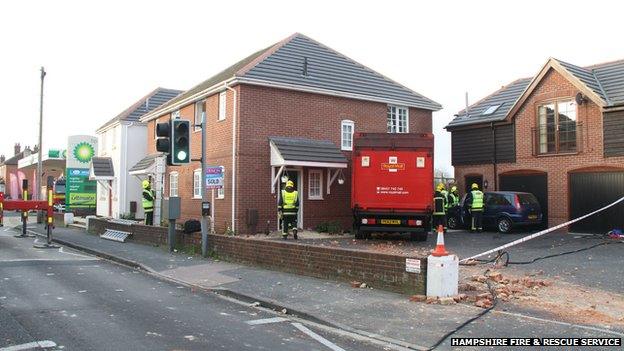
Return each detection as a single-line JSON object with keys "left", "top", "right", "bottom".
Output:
{"left": 0, "top": 225, "right": 382, "bottom": 351}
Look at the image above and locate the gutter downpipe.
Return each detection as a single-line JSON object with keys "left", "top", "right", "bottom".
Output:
{"left": 225, "top": 83, "right": 238, "bottom": 233}
{"left": 491, "top": 122, "right": 497, "bottom": 191}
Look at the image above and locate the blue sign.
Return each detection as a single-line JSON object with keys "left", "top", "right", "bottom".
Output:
{"left": 205, "top": 166, "right": 223, "bottom": 189}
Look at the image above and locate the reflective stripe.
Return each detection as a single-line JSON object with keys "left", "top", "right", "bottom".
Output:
{"left": 281, "top": 190, "right": 298, "bottom": 210}
{"left": 142, "top": 189, "right": 154, "bottom": 209}
{"left": 433, "top": 196, "right": 445, "bottom": 215}
{"left": 449, "top": 193, "right": 459, "bottom": 207}
{"left": 471, "top": 190, "right": 484, "bottom": 210}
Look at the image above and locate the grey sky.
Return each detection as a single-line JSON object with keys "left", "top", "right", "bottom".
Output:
{"left": 2, "top": 0, "right": 623, "bottom": 176}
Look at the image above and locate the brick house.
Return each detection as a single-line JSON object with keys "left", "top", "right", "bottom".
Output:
{"left": 138, "top": 33, "right": 441, "bottom": 233}
{"left": 446, "top": 58, "right": 624, "bottom": 232}
{"left": 0, "top": 144, "right": 35, "bottom": 199}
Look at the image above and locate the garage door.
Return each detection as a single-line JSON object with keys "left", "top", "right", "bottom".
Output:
{"left": 569, "top": 172, "right": 624, "bottom": 233}
{"left": 500, "top": 173, "right": 548, "bottom": 227}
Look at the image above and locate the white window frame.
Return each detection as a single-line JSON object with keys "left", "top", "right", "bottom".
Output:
{"left": 193, "top": 169, "right": 202, "bottom": 199}
{"left": 172, "top": 110, "right": 180, "bottom": 119}
{"left": 387, "top": 105, "right": 409, "bottom": 133}
{"left": 341, "top": 120, "right": 354, "bottom": 151}
{"left": 169, "top": 172, "right": 179, "bottom": 197}
{"left": 218, "top": 91, "right": 227, "bottom": 121}
{"left": 194, "top": 100, "right": 205, "bottom": 132}
{"left": 217, "top": 166, "right": 225, "bottom": 199}
{"left": 308, "top": 169, "right": 323, "bottom": 200}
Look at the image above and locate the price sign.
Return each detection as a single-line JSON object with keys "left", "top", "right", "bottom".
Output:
{"left": 205, "top": 166, "right": 223, "bottom": 189}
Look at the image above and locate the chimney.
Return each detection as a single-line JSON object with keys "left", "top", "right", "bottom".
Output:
{"left": 23, "top": 146, "right": 31, "bottom": 157}
{"left": 33, "top": 144, "right": 39, "bottom": 153}
{"left": 14, "top": 143, "right": 21, "bottom": 155}
{"left": 0, "top": 155, "right": 5, "bottom": 163}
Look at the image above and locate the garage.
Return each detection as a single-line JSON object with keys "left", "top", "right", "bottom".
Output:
{"left": 569, "top": 171, "right": 624, "bottom": 233}
{"left": 499, "top": 173, "right": 548, "bottom": 227}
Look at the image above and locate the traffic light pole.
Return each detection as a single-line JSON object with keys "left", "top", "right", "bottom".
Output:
{"left": 200, "top": 114, "right": 209, "bottom": 257}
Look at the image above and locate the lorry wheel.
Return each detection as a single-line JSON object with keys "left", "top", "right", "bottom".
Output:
{"left": 410, "top": 232, "right": 428, "bottom": 242}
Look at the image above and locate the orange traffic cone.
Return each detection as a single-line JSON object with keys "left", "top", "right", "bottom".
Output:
{"left": 431, "top": 225, "right": 449, "bottom": 257}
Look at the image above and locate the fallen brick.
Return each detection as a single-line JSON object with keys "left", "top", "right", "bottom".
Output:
{"left": 458, "top": 283, "right": 478, "bottom": 291}
{"left": 350, "top": 281, "right": 362, "bottom": 288}
{"left": 453, "top": 294, "right": 467, "bottom": 302}
{"left": 439, "top": 297, "right": 456, "bottom": 305}
{"left": 476, "top": 292, "right": 493, "bottom": 301}
{"left": 475, "top": 299, "right": 493, "bottom": 308}
{"left": 409, "top": 294, "right": 427, "bottom": 303}
{"left": 426, "top": 296, "right": 438, "bottom": 304}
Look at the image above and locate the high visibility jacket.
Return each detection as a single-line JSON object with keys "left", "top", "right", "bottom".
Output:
{"left": 449, "top": 192, "right": 459, "bottom": 207}
{"left": 470, "top": 190, "right": 484, "bottom": 211}
{"left": 280, "top": 189, "right": 299, "bottom": 214}
{"left": 142, "top": 188, "right": 154, "bottom": 212}
{"left": 441, "top": 190, "right": 450, "bottom": 209}
{"left": 433, "top": 191, "right": 446, "bottom": 215}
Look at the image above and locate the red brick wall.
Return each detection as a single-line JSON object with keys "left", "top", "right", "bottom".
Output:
{"left": 454, "top": 68, "right": 624, "bottom": 226}
{"left": 237, "top": 85, "right": 432, "bottom": 233}
{"left": 88, "top": 218, "right": 427, "bottom": 294}
{"left": 147, "top": 84, "right": 433, "bottom": 234}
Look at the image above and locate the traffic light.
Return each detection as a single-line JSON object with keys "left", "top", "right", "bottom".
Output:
{"left": 155, "top": 119, "right": 190, "bottom": 166}
{"left": 155, "top": 122, "right": 170, "bottom": 153}
{"left": 171, "top": 119, "right": 190, "bottom": 165}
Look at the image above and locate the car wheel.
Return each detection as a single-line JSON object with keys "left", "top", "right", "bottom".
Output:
{"left": 497, "top": 217, "right": 513, "bottom": 233}
{"left": 410, "top": 231, "right": 428, "bottom": 242}
{"left": 447, "top": 216, "right": 458, "bottom": 230}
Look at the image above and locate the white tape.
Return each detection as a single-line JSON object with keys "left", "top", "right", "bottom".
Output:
{"left": 459, "top": 196, "right": 624, "bottom": 263}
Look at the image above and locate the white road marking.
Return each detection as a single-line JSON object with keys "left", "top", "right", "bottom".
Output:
{"left": 292, "top": 322, "right": 346, "bottom": 351}
{"left": 0, "top": 340, "right": 57, "bottom": 351}
{"left": 245, "top": 317, "right": 288, "bottom": 325}
{"left": 0, "top": 258, "right": 97, "bottom": 263}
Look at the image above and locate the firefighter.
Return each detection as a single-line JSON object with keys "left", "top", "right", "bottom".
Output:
{"left": 440, "top": 183, "right": 449, "bottom": 232}
{"left": 446, "top": 185, "right": 460, "bottom": 229}
{"left": 278, "top": 180, "right": 299, "bottom": 240}
{"left": 466, "top": 183, "right": 484, "bottom": 232}
{"left": 142, "top": 179, "right": 155, "bottom": 226}
{"left": 432, "top": 183, "right": 447, "bottom": 231}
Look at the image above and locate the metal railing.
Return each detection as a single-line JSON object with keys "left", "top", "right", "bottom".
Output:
{"left": 531, "top": 122, "right": 583, "bottom": 156}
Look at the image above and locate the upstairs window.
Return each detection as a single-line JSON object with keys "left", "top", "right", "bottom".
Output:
{"left": 218, "top": 92, "right": 227, "bottom": 121}
{"left": 387, "top": 105, "right": 409, "bottom": 133}
{"left": 341, "top": 120, "right": 354, "bottom": 151}
{"left": 194, "top": 100, "right": 205, "bottom": 131}
{"left": 537, "top": 100, "right": 577, "bottom": 154}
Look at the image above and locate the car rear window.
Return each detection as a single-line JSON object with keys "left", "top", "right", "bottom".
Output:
{"left": 517, "top": 193, "right": 538, "bottom": 205}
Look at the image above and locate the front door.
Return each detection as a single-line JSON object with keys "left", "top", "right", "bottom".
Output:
{"left": 279, "top": 168, "right": 303, "bottom": 229}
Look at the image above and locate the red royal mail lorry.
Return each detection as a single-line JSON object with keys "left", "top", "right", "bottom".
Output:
{"left": 351, "top": 133, "right": 433, "bottom": 241}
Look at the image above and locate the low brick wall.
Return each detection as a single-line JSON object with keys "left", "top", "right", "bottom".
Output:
{"left": 88, "top": 218, "right": 426, "bottom": 294}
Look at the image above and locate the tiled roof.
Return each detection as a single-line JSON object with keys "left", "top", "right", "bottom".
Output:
{"left": 447, "top": 57, "right": 624, "bottom": 128}
{"left": 270, "top": 137, "right": 347, "bottom": 164}
{"left": 97, "top": 88, "right": 182, "bottom": 132}
{"left": 146, "top": 33, "right": 441, "bottom": 121}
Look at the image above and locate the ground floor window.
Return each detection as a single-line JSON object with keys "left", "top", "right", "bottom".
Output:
{"left": 217, "top": 166, "right": 225, "bottom": 199}
{"left": 169, "top": 172, "right": 178, "bottom": 197}
{"left": 308, "top": 169, "right": 323, "bottom": 200}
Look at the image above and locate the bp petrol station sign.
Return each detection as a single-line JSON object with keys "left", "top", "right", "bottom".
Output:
{"left": 66, "top": 135, "right": 98, "bottom": 211}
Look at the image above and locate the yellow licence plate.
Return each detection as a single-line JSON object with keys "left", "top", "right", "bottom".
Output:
{"left": 380, "top": 219, "right": 401, "bottom": 225}
{"left": 528, "top": 215, "right": 537, "bottom": 219}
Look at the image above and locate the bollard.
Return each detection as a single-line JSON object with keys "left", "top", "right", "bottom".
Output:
{"left": 427, "top": 225, "right": 459, "bottom": 297}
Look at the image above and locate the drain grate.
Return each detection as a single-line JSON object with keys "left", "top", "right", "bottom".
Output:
{"left": 100, "top": 229, "right": 131, "bottom": 242}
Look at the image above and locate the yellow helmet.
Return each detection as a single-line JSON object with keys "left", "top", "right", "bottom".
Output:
{"left": 451, "top": 186, "right": 457, "bottom": 192}
{"left": 142, "top": 180, "right": 150, "bottom": 189}
{"left": 437, "top": 183, "right": 445, "bottom": 191}
{"left": 286, "top": 180, "right": 294, "bottom": 188}
{"left": 471, "top": 183, "right": 479, "bottom": 190}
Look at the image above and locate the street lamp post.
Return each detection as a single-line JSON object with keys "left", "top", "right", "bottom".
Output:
{"left": 37, "top": 67, "right": 46, "bottom": 201}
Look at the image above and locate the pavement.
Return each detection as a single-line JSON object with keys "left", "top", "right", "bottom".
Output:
{"left": 3, "top": 213, "right": 623, "bottom": 350}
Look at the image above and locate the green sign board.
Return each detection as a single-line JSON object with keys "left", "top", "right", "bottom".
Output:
{"left": 66, "top": 168, "right": 97, "bottom": 210}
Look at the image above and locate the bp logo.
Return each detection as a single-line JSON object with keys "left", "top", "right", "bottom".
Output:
{"left": 73, "top": 142, "right": 95, "bottom": 163}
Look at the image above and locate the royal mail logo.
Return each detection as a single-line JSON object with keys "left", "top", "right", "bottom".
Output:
{"left": 381, "top": 163, "right": 405, "bottom": 171}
